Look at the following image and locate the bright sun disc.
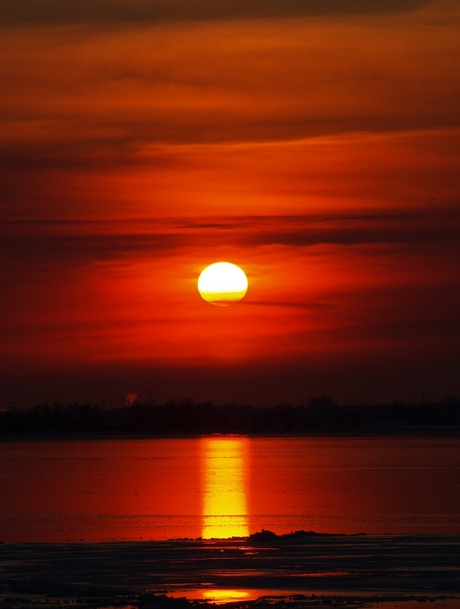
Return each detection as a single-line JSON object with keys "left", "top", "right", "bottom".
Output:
{"left": 198, "top": 262, "right": 248, "bottom": 306}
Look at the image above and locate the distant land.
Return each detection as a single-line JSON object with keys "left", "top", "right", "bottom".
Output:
{"left": 1, "top": 395, "right": 460, "bottom": 435}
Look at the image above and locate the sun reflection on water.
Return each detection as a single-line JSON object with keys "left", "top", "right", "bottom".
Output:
{"left": 201, "top": 437, "right": 249, "bottom": 539}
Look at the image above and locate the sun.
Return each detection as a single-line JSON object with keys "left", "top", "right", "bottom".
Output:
{"left": 198, "top": 262, "right": 248, "bottom": 306}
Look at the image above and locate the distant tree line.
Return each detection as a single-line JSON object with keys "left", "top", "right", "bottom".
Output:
{"left": 1, "top": 395, "right": 460, "bottom": 435}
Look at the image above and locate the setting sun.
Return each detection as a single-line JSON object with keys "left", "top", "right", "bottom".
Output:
{"left": 198, "top": 262, "right": 248, "bottom": 306}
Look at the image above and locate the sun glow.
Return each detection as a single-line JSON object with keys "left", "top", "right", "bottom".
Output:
{"left": 202, "top": 590, "right": 250, "bottom": 604}
{"left": 198, "top": 262, "right": 248, "bottom": 306}
{"left": 201, "top": 437, "right": 249, "bottom": 539}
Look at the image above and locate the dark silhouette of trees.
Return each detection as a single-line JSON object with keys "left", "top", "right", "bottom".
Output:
{"left": 0, "top": 395, "right": 459, "bottom": 435}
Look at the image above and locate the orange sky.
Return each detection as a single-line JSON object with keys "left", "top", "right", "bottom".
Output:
{"left": 1, "top": 0, "right": 459, "bottom": 406}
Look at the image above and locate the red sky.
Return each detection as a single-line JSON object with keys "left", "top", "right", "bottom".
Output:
{"left": 1, "top": 0, "right": 459, "bottom": 407}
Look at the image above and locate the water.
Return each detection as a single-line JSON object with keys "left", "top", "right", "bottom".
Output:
{"left": 0, "top": 436, "right": 459, "bottom": 542}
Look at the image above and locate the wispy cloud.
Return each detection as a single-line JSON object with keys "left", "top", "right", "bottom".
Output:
{"left": 2, "top": 208, "right": 458, "bottom": 268}
{"left": 0, "top": 0, "right": 433, "bottom": 25}
{"left": 2, "top": 11, "right": 459, "bottom": 159}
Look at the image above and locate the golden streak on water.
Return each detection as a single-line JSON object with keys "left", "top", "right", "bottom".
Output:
{"left": 201, "top": 437, "right": 249, "bottom": 539}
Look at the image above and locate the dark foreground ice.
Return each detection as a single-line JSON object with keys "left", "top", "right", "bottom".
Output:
{"left": 1, "top": 531, "right": 459, "bottom": 609}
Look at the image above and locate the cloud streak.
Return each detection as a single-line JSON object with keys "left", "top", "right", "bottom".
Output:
{"left": 0, "top": 0, "right": 434, "bottom": 25}
{"left": 2, "top": 208, "right": 459, "bottom": 267}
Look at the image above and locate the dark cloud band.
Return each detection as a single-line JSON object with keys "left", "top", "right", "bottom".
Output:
{"left": 0, "top": 0, "right": 432, "bottom": 25}
{"left": 1, "top": 209, "right": 458, "bottom": 268}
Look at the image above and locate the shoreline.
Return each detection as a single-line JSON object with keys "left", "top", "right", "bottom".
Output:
{"left": 1, "top": 532, "right": 459, "bottom": 609}
{"left": 1, "top": 426, "right": 460, "bottom": 441}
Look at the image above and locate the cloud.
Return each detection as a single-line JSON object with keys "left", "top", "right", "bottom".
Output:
{"left": 1, "top": 208, "right": 458, "bottom": 270}
{"left": 1, "top": 19, "right": 459, "bottom": 172}
{"left": 245, "top": 300, "right": 335, "bottom": 311}
{"left": 0, "top": 0, "right": 433, "bottom": 25}
{"left": 172, "top": 209, "right": 460, "bottom": 250}
{"left": 238, "top": 211, "right": 460, "bottom": 248}
{"left": 0, "top": 225, "right": 182, "bottom": 268}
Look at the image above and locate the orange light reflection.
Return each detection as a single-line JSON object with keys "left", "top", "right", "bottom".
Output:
{"left": 201, "top": 437, "right": 249, "bottom": 539}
